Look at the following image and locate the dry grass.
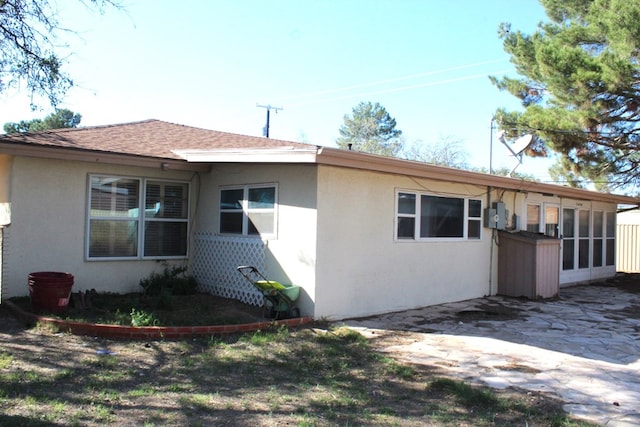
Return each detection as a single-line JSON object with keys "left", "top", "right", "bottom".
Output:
{"left": 0, "top": 310, "right": 595, "bottom": 427}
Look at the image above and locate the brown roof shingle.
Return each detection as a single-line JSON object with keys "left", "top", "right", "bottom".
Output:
{"left": 0, "top": 119, "right": 313, "bottom": 160}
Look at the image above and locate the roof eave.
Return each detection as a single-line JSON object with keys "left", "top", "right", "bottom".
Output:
{"left": 0, "top": 142, "right": 210, "bottom": 172}
{"left": 315, "top": 147, "right": 640, "bottom": 206}
{"left": 172, "top": 147, "right": 320, "bottom": 163}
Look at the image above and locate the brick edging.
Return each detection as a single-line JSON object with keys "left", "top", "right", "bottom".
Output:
{"left": 2, "top": 300, "right": 315, "bottom": 339}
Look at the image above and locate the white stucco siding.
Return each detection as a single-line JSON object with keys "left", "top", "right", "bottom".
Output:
{"left": 314, "top": 165, "right": 493, "bottom": 320}
{"left": 0, "top": 154, "right": 12, "bottom": 226}
{"left": 2, "top": 156, "right": 197, "bottom": 298}
{"left": 196, "top": 163, "right": 318, "bottom": 314}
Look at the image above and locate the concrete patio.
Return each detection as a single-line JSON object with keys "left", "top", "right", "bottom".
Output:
{"left": 342, "top": 279, "right": 640, "bottom": 426}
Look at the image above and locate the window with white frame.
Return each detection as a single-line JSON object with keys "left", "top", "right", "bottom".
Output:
{"left": 219, "top": 184, "right": 277, "bottom": 237}
{"left": 526, "top": 204, "right": 541, "bottom": 232}
{"left": 87, "top": 175, "right": 189, "bottom": 259}
{"left": 606, "top": 211, "right": 615, "bottom": 266}
{"left": 396, "top": 191, "right": 482, "bottom": 240}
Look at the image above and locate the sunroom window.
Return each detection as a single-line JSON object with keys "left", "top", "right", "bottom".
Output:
{"left": 396, "top": 191, "right": 482, "bottom": 240}
{"left": 88, "top": 175, "right": 189, "bottom": 259}
{"left": 219, "top": 184, "right": 277, "bottom": 237}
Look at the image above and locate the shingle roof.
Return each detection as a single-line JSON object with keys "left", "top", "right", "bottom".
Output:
{"left": 0, "top": 118, "right": 636, "bottom": 205}
{"left": 0, "top": 119, "right": 313, "bottom": 160}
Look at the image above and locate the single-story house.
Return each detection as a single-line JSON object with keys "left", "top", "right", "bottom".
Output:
{"left": 0, "top": 119, "right": 637, "bottom": 319}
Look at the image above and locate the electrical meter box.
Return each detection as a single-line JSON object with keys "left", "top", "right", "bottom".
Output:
{"left": 484, "top": 202, "right": 508, "bottom": 230}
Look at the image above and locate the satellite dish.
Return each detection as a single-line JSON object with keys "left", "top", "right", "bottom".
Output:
{"left": 509, "top": 134, "right": 533, "bottom": 156}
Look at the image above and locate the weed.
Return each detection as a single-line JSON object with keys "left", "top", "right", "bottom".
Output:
{"left": 34, "top": 320, "right": 59, "bottom": 334}
{"left": 139, "top": 261, "right": 197, "bottom": 296}
{"left": 179, "top": 393, "right": 213, "bottom": 410}
{"left": 128, "top": 385, "right": 156, "bottom": 397}
{"left": 85, "top": 354, "right": 119, "bottom": 370}
{"left": 240, "top": 325, "right": 290, "bottom": 345}
{"left": 428, "top": 377, "right": 500, "bottom": 408}
{"left": 377, "top": 355, "right": 416, "bottom": 380}
{"left": 0, "top": 352, "right": 13, "bottom": 369}
{"left": 92, "top": 403, "right": 115, "bottom": 422}
{"left": 54, "top": 368, "right": 74, "bottom": 380}
{"left": 166, "top": 383, "right": 191, "bottom": 393}
{"left": 130, "top": 308, "right": 159, "bottom": 326}
{"left": 52, "top": 401, "right": 67, "bottom": 415}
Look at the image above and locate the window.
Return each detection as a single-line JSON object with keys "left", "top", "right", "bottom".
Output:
{"left": 562, "top": 208, "right": 575, "bottom": 270}
{"left": 593, "top": 211, "right": 603, "bottom": 267}
{"left": 144, "top": 181, "right": 189, "bottom": 257}
{"left": 526, "top": 204, "right": 540, "bottom": 233}
{"left": 396, "top": 191, "right": 481, "bottom": 240}
{"left": 606, "top": 211, "right": 615, "bottom": 266}
{"left": 396, "top": 193, "right": 416, "bottom": 239}
{"left": 544, "top": 205, "right": 559, "bottom": 237}
{"left": 88, "top": 175, "right": 189, "bottom": 259}
{"left": 578, "top": 210, "right": 590, "bottom": 269}
{"left": 219, "top": 184, "right": 277, "bottom": 237}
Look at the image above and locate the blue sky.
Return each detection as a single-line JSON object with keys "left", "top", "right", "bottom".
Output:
{"left": 0, "top": 0, "right": 554, "bottom": 178}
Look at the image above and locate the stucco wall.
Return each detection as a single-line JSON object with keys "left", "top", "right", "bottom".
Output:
{"left": 314, "top": 165, "right": 496, "bottom": 319}
{"left": 0, "top": 154, "right": 13, "bottom": 225}
{"left": 2, "top": 156, "right": 198, "bottom": 298}
{"left": 195, "top": 163, "right": 318, "bottom": 315}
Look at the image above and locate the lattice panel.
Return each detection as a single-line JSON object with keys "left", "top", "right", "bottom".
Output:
{"left": 192, "top": 233, "right": 265, "bottom": 306}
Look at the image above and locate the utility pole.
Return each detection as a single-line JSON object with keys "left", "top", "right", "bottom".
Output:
{"left": 256, "top": 104, "right": 283, "bottom": 138}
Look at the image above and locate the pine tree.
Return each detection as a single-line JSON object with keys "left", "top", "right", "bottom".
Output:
{"left": 491, "top": 0, "right": 640, "bottom": 190}
{"left": 336, "top": 101, "right": 403, "bottom": 157}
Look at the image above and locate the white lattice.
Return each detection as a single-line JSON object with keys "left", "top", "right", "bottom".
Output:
{"left": 192, "top": 233, "right": 266, "bottom": 306}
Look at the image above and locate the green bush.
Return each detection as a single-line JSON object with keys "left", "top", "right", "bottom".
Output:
{"left": 130, "top": 308, "right": 159, "bottom": 327}
{"left": 139, "top": 263, "right": 197, "bottom": 296}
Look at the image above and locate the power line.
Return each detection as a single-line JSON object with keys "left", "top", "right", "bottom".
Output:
{"left": 274, "top": 59, "right": 508, "bottom": 105}
{"left": 287, "top": 70, "right": 510, "bottom": 107}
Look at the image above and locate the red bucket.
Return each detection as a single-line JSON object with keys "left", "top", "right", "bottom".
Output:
{"left": 28, "top": 272, "right": 74, "bottom": 313}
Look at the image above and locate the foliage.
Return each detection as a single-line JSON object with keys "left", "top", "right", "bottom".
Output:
{"left": 336, "top": 101, "right": 403, "bottom": 156}
{"left": 401, "top": 135, "right": 469, "bottom": 168}
{"left": 10, "top": 292, "right": 264, "bottom": 327}
{"left": 0, "top": 352, "right": 13, "bottom": 370}
{"left": 129, "top": 308, "right": 159, "bottom": 327}
{"left": 3, "top": 108, "right": 82, "bottom": 134}
{"left": 491, "top": 0, "right": 640, "bottom": 190}
{"left": 139, "top": 263, "right": 197, "bottom": 296}
{"left": 0, "top": 0, "right": 119, "bottom": 108}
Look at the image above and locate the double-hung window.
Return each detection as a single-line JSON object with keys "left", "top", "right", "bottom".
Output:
{"left": 396, "top": 190, "right": 482, "bottom": 240}
{"left": 87, "top": 175, "right": 189, "bottom": 259}
{"left": 144, "top": 181, "right": 189, "bottom": 257}
{"left": 219, "top": 184, "right": 277, "bottom": 237}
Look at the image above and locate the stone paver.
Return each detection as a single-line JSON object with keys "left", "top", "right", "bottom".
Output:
{"left": 342, "top": 283, "right": 640, "bottom": 426}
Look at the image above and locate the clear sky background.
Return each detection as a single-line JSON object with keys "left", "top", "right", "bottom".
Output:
{"left": 0, "top": 0, "right": 555, "bottom": 179}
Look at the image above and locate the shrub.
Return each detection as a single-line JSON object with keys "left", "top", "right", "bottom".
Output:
{"left": 139, "top": 263, "right": 197, "bottom": 296}
{"left": 130, "top": 308, "right": 159, "bottom": 327}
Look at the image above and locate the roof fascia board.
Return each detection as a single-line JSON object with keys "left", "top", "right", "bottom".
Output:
{"left": 0, "top": 143, "right": 210, "bottom": 172}
{"left": 316, "top": 147, "right": 639, "bottom": 206}
{"left": 172, "top": 147, "right": 319, "bottom": 163}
